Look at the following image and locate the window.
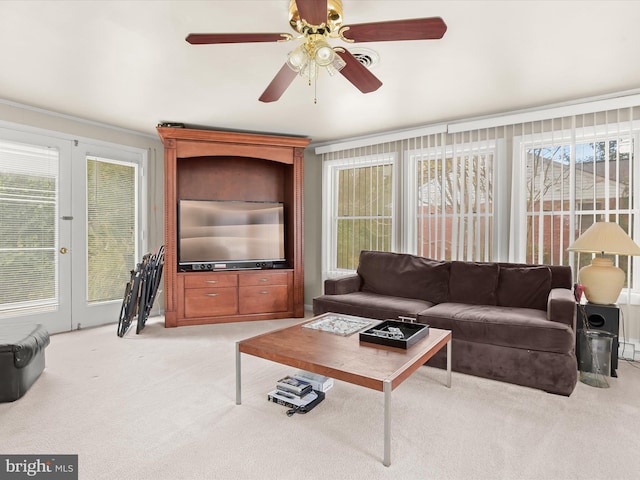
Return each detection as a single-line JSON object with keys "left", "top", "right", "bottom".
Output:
{"left": 523, "top": 141, "right": 572, "bottom": 266}
{"left": 318, "top": 98, "right": 640, "bottom": 303}
{"left": 517, "top": 117, "right": 640, "bottom": 297}
{"left": 0, "top": 140, "right": 59, "bottom": 316}
{"left": 323, "top": 154, "right": 395, "bottom": 276}
{"left": 86, "top": 156, "right": 138, "bottom": 303}
{"left": 409, "top": 139, "right": 495, "bottom": 261}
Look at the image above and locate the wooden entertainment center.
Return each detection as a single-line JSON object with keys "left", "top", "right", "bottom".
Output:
{"left": 157, "top": 127, "right": 310, "bottom": 327}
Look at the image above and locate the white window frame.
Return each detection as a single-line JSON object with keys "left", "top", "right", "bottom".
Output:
{"left": 322, "top": 153, "right": 397, "bottom": 279}
{"left": 513, "top": 122, "right": 640, "bottom": 302}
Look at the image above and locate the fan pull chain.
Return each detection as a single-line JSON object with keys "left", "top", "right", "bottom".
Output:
{"left": 308, "top": 68, "right": 317, "bottom": 104}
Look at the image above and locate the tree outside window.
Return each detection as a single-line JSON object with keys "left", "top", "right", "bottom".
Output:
{"left": 335, "top": 163, "right": 393, "bottom": 270}
{"left": 415, "top": 152, "right": 493, "bottom": 261}
{"left": 525, "top": 137, "right": 634, "bottom": 282}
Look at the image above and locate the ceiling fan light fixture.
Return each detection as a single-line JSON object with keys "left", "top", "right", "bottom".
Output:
{"left": 301, "top": 59, "right": 318, "bottom": 80}
{"left": 326, "top": 54, "right": 346, "bottom": 75}
{"left": 325, "top": 63, "right": 339, "bottom": 76}
{"left": 314, "top": 41, "right": 335, "bottom": 66}
{"left": 286, "top": 45, "right": 309, "bottom": 72}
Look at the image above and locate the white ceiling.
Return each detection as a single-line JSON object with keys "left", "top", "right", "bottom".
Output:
{"left": 1, "top": 1, "right": 639, "bottom": 145}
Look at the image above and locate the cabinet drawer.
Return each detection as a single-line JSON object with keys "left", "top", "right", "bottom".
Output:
{"left": 184, "top": 274, "right": 238, "bottom": 289}
{"left": 238, "top": 285, "right": 288, "bottom": 314}
{"left": 184, "top": 287, "right": 238, "bottom": 318}
{"left": 239, "top": 272, "right": 289, "bottom": 287}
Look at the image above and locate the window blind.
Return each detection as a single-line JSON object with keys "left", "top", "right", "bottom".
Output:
{"left": 86, "top": 156, "right": 137, "bottom": 303}
{"left": 0, "top": 139, "right": 59, "bottom": 317}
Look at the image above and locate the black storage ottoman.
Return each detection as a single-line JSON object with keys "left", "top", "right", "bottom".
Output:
{"left": 0, "top": 323, "right": 50, "bottom": 402}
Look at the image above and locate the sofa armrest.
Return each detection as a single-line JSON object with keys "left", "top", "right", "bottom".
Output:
{"left": 547, "top": 288, "right": 576, "bottom": 330}
{"left": 324, "top": 275, "right": 362, "bottom": 295}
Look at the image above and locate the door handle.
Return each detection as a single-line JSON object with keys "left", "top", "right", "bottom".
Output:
{"left": 60, "top": 247, "right": 69, "bottom": 254}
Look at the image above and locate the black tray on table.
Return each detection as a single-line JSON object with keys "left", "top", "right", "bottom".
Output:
{"left": 359, "top": 320, "right": 430, "bottom": 349}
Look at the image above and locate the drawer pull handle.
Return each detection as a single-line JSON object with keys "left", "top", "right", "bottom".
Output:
{"left": 205, "top": 280, "right": 218, "bottom": 284}
{"left": 206, "top": 293, "right": 219, "bottom": 297}
{"left": 259, "top": 291, "right": 269, "bottom": 295}
{"left": 259, "top": 278, "right": 269, "bottom": 282}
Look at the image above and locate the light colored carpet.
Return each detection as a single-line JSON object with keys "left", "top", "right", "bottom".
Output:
{"left": 1, "top": 315, "right": 639, "bottom": 480}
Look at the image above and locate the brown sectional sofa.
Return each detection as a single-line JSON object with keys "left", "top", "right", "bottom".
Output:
{"left": 313, "top": 250, "right": 578, "bottom": 396}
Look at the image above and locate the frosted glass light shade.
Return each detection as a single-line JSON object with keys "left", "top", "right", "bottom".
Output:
{"left": 287, "top": 45, "right": 309, "bottom": 72}
{"left": 314, "top": 42, "right": 335, "bottom": 66}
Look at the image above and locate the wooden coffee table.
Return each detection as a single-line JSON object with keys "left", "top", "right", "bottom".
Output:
{"left": 235, "top": 313, "right": 452, "bottom": 466}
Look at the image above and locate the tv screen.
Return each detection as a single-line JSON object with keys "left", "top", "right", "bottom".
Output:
{"left": 178, "top": 200, "right": 285, "bottom": 265}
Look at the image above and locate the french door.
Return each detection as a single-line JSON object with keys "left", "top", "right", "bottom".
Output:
{"left": 0, "top": 127, "right": 145, "bottom": 334}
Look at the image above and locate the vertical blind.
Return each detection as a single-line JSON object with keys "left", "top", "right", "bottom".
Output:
{"left": 517, "top": 109, "right": 638, "bottom": 288}
{"left": 322, "top": 130, "right": 498, "bottom": 276}
{"left": 324, "top": 145, "right": 395, "bottom": 272}
{"left": 321, "top": 102, "right": 640, "bottom": 288}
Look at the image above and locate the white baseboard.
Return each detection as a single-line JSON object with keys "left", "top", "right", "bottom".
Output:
{"left": 619, "top": 339, "right": 639, "bottom": 362}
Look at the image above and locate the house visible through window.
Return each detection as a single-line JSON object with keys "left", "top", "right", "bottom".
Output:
{"left": 519, "top": 121, "right": 638, "bottom": 298}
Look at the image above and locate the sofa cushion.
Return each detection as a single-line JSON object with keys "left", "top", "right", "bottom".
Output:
{"left": 357, "top": 250, "right": 450, "bottom": 303}
{"left": 498, "top": 262, "right": 572, "bottom": 289}
{"left": 313, "top": 291, "right": 434, "bottom": 321}
{"left": 497, "top": 265, "right": 552, "bottom": 311}
{"left": 448, "top": 261, "right": 499, "bottom": 305}
{"left": 418, "top": 302, "right": 574, "bottom": 354}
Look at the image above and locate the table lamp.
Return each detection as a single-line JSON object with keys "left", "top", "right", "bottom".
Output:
{"left": 567, "top": 221, "right": 640, "bottom": 304}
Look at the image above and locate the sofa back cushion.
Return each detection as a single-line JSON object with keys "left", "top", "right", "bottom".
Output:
{"left": 496, "top": 265, "right": 552, "bottom": 311}
{"left": 498, "top": 262, "right": 572, "bottom": 289}
{"left": 548, "top": 265, "right": 573, "bottom": 289}
{"left": 357, "top": 250, "right": 450, "bottom": 303}
{"left": 448, "top": 261, "right": 499, "bottom": 305}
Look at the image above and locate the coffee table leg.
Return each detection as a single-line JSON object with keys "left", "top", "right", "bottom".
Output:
{"left": 236, "top": 342, "right": 242, "bottom": 405}
{"left": 383, "top": 379, "right": 391, "bottom": 467}
{"left": 446, "top": 339, "right": 452, "bottom": 388}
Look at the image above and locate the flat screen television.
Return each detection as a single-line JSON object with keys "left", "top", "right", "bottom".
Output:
{"left": 178, "top": 199, "right": 285, "bottom": 270}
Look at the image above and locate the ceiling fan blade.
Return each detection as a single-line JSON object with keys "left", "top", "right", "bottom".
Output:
{"left": 295, "top": 0, "right": 328, "bottom": 26}
{"left": 335, "top": 49, "right": 382, "bottom": 94}
{"left": 186, "top": 33, "right": 285, "bottom": 44}
{"left": 341, "top": 17, "right": 447, "bottom": 43}
{"left": 259, "top": 64, "right": 298, "bottom": 103}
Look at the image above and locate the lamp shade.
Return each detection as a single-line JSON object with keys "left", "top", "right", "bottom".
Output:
{"left": 567, "top": 222, "right": 640, "bottom": 255}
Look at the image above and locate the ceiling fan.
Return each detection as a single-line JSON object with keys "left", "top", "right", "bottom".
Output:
{"left": 186, "top": 0, "right": 447, "bottom": 103}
